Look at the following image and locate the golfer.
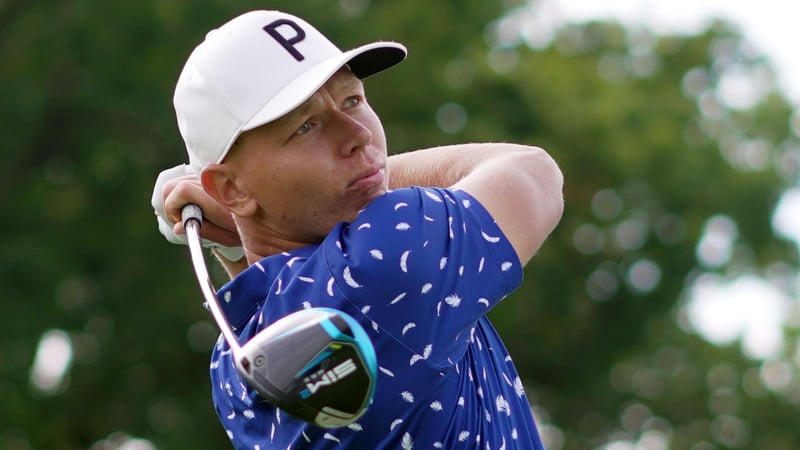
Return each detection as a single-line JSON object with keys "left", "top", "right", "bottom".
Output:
{"left": 153, "top": 9, "right": 563, "bottom": 449}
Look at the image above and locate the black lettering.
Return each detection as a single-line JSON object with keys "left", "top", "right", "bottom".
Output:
{"left": 263, "top": 19, "right": 306, "bottom": 61}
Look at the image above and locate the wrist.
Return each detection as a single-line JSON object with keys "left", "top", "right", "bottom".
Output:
{"left": 212, "top": 244, "right": 245, "bottom": 262}
{"left": 211, "top": 247, "right": 249, "bottom": 279}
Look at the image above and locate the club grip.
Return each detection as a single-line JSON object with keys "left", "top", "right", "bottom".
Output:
{"left": 181, "top": 204, "right": 203, "bottom": 227}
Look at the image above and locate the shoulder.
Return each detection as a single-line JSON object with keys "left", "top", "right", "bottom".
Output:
{"left": 322, "top": 186, "right": 522, "bottom": 300}
{"left": 334, "top": 187, "right": 510, "bottom": 257}
{"left": 354, "top": 187, "right": 497, "bottom": 231}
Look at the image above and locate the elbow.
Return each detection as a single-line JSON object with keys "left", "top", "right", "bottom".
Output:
{"left": 458, "top": 142, "right": 565, "bottom": 265}
{"left": 511, "top": 145, "right": 565, "bottom": 263}
{"left": 541, "top": 149, "right": 565, "bottom": 232}
{"left": 517, "top": 145, "right": 565, "bottom": 234}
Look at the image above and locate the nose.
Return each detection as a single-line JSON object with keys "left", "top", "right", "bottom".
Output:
{"left": 333, "top": 111, "right": 372, "bottom": 157}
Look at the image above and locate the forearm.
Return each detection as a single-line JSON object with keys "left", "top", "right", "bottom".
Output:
{"left": 388, "top": 142, "right": 564, "bottom": 265}
{"left": 387, "top": 143, "right": 531, "bottom": 189}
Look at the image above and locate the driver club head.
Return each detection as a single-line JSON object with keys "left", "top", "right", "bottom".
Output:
{"left": 234, "top": 307, "right": 377, "bottom": 428}
{"left": 180, "top": 204, "right": 376, "bottom": 428}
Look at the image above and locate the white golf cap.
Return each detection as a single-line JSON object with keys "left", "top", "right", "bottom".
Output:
{"left": 174, "top": 10, "right": 407, "bottom": 171}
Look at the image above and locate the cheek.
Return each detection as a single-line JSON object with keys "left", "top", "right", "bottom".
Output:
{"left": 364, "top": 111, "right": 387, "bottom": 147}
{"left": 281, "top": 164, "right": 336, "bottom": 200}
{"left": 240, "top": 161, "right": 295, "bottom": 205}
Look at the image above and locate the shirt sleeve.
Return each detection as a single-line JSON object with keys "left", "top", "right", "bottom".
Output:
{"left": 323, "top": 187, "right": 523, "bottom": 367}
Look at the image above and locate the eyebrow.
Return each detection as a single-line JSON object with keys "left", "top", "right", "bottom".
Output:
{"left": 287, "top": 94, "right": 322, "bottom": 123}
{"left": 335, "top": 71, "right": 364, "bottom": 93}
{"left": 268, "top": 94, "right": 321, "bottom": 136}
{"left": 278, "top": 72, "right": 364, "bottom": 126}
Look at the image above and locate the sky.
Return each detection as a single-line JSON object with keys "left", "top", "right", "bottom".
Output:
{"left": 535, "top": 0, "right": 800, "bottom": 107}
{"left": 534, "top": 0, "right": 800, "bottom": 361}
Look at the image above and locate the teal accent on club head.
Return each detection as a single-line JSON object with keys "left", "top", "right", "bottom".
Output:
{"left": 316, "top": 308, "right": 377, "bottom": 395}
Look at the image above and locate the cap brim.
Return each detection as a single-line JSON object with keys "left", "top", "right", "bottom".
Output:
{"left": 241, "top": 41, "right": 406, "bottom": 135}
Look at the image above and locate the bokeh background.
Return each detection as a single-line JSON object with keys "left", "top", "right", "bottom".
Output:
{"left": 3, "top": 0, "right": 800, "bottom": 449}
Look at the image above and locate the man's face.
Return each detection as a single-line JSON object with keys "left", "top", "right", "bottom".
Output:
{"left": 225, "top": 69, "right": 389, "bottom": 243}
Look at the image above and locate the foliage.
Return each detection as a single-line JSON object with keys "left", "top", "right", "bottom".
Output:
{"left": 1, "top": 0, "right": 798, "bottom": 449}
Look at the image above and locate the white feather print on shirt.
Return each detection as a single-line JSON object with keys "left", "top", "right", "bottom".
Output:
{"left": 326, "top": 277, "right": 335, "bottom": 296}
{"left": 401, "top": 432, "right": 414, "bottom": 450}
{"left": 514, "top": 377, "right": 525, "bottom": 397}
{"left": 287, "top": 256, "right": 304, "bottom": 267}
{"left": 424, "top": 190, "right": 443, "bottom": 202}
{"left": 401, "top": 391, "right": 414, "bottom": 403}
{"left": 481, "top": 230, "right": 501, "bottom": 243}
{"left": 409, "top": 344, "right": 432, "bottom": 366}
{"left": 496, "top": 395, "right": 511, "bottom": 416}
{"left": 391, "top": 292, "right": 407, "bottom": 304}
{"left": 343, "top": 266, "right": 362, "bottom": 288}
{"left": 323, "top": 433, "right": 340, "bottom": 443}
{"left": 444, "top": 294, "right": 462, "bottom": 307}
{"left": 400, "top": 250, "right": 411, "bottom": 272}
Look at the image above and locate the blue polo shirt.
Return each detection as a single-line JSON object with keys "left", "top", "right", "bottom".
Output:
{"left": 210, "top": 187, "right": 544, "bottom": 449}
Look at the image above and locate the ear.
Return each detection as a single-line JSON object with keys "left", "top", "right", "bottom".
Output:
{"left": 200, "top": 164, "right": 258, "bottom": 217}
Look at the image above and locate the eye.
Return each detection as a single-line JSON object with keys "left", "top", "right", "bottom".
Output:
{"left": 294, "top": 121, "right": 311, "bottom": 136}
{"left": 344, "top": 96, "right": 361, "bottom": 108}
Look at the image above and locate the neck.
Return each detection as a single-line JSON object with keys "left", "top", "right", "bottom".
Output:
{"left": 237, "top": 218, "right": 324, "bottom": 265}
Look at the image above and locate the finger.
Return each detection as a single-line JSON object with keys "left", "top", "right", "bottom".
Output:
{"left": 202, "top": 222, "right": 242, "bottom": 247}
{"left": 173, "top": 221, "right": 186, "bottom": 235}
{"left": 173, "top": 219, "right": 241, "bottom": 247}
{"left": 162, "top": 174, "right": 202, "bottom": 204}
{"left": 164, "top": 181, "right": 207, "bottom": 223}
{"left": 202, "top": 201, "right": 238, "bottom": 234}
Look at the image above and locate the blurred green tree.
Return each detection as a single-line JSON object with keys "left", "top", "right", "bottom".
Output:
{"left": 1, "top": 0, "right": 797, "bottom": 449}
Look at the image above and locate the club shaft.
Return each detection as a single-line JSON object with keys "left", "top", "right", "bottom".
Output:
{"left": 182, "top": 205, "right": 243, "bottom": 353}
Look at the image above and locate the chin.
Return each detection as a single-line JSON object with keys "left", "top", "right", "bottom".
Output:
{"left": 363, "top": 187, "right": 387, "bottom": 208}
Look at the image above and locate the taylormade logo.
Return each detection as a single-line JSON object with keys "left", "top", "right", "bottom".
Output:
{"left": 301, "top": 359, "right": 357, "bottom": 397}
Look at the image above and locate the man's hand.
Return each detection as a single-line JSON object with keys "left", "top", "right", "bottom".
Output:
{"left": 152, "top": 164, "right": 243, "bottom": 256}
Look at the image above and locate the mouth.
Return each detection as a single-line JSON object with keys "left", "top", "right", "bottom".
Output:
{"left": 348, "top": 166, "right": 386, "bottom": 191}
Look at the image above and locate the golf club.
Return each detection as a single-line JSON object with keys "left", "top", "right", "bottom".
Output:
{"left": 181, "top": 204, "right": 377, "bottom": 428}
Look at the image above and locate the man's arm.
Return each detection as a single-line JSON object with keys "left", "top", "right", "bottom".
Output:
{"left": 154, "top": 143, "right": 563, "bottom": 276}
{"left": 388, "top": 143, "right": 564, "bottom": 265}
